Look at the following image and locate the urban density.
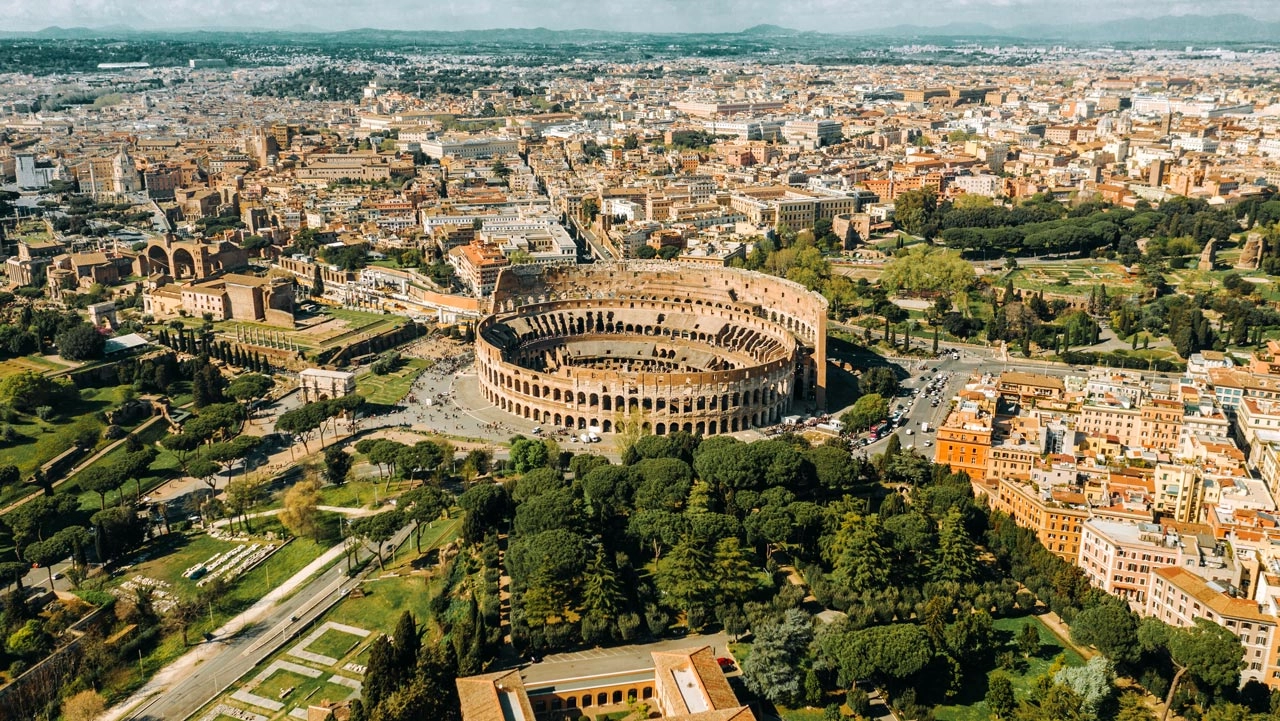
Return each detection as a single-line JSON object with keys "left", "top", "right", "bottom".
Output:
{"left": 3, "top": 6, "right": 1280, "bottom": 721}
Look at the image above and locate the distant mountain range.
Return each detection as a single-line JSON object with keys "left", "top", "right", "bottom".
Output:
{"left": 3, "top": 14, "right": 1280, "bottom": 45}
{"left": 850, "top": 13, "right": 1280, "bottom": 43}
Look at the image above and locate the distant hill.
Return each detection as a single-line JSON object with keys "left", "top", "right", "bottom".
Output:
{"left": 1, "top": 15, "right": 1279, "bottom": 45}
{"left": 852, "top": 14, "right": 1280, "bottom": 43}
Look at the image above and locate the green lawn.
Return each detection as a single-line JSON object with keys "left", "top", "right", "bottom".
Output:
{"left": 0, "top": 383, "right": 147, "bottom": 494}
{"left": 308, "top": 627, "right": 364, "bottom": 661}
{"left": 1005, "top": 262, "right": 1139, "bottom": 297}
{"left": 187, "top": 515, "right": 459, "bottom": 720}
{"left": 0, "top": 355, "right": 72, "bottom": 378}
{"left": 109, "top": 532, "right": 242, "bottom": 599}
{"left": 67, "top": 419, "right": 183, "bottom": 511}
{"left": 256, "top": 668, "right": 314, "bottom": 701}
{"left": 933, "top": 616, "right": 1084, "bottom": 721}
{"left": 355, "top": 358, "right": 431, "bottom": 406}
{"left": 326, "top": 518, "right": 461, "bottom": 634}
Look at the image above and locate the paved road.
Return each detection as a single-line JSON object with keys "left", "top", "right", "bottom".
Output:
{"left": 115, "top": 522, "right": 415, "bottom": 721}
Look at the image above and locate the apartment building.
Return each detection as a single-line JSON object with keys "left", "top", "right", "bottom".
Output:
{"left": 1141, "top": 399, "right": 1185, "bottom": 452}
{"left": 1147, "top": 567, "right": 1280, "bottom": 687}
{"left": 421, "top": 136, "right": 519, "bottom": 160}
{"left": 997, "top": 371, "right": 1065, "bottom": 406}
{"left": 1236, "top": 398, "right": 1280, "bottom": 468}
{"left": 991, "top": 476, "right": 1090, "bottom": 560}
{"left": 1079, "top": 519, "right": 1190, "bottom": 609}
{"left": 727, "top": 186, "right": 859, "bottom": 230}
{"left": 933, "top": 408, "right": 994, "bottom": 488}
{"left": 448, "top": 242, "right": 511, "bottom": 297}
{"left": 1077, "top": 400, "right": 1142, "bottom": 449}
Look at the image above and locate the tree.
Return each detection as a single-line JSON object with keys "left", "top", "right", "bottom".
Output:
{"left": 841, "top": 393, "right": 889, "bottom": 432}
{"left": 192, "top": 362, "right": 227, "bottom": 408}
{"left": 61, "top": 690, "right": 106, "bottom": 721}
{"left": 1114, "top": 691, "right": 1156, "bottom": 721}
{"left": 350, "top": 510, "right": 403, "bottom": 570}
{"left": 1144, "top": 617, "right": 1246, "bottom": 721}
{"left": 6, "top": 619, "right": 49, "bottom": 659}
{"left": 807, "top": 445, "right": 860, "bottom": 493}
{"left": 986, "top": 672, "right": 1016, "bottom": 719}
{"left": 931, "top": 508, "right": 979, "bottom": 584}
{"left": 1054, "top": 656, "right": 1115, "bottom": 717}
{"left": 860, "top": 367, "right": 900, "bottom": 398}
{"left": 655, "top": 534, "right": 717, "bottom": 620}
{"left": 162, "top": 432, "right": 201, "bottom": 469}
{"left": 55, "top": 323, "right": 105, "bottom": 361}
{"left": 24, "top": 535, "right": 68, "bottom": 588}
{"left": 227, "top": 373, "right": 274, "bottom": 406}
{"left": 1070, "top": 600, "right": 1140, "bottom": 666}
{"left": 80, "top": 462, "right": 126, "bottom": 510}
{"left": 1018, "top": 621, "right": 1041, "bottom": 658}
{"left": 312, "top": 265, "right": 325, "bottom": 297}
{"left": 741, "top": 609, "right": 813, "bottom": 706}
{"left": 324, "top": 446, "right": 353, "bottom": 486}
{"left": 458, "top": 483, "right": 508, "bottom": 544}
{"left": 712, "top": 536, "right": 757, "bottom": 608}
{"left": 281, "top": 478, "right": 322, "bottom": 540}
{"left": 364, "top": 634, "right": 399, "bottom": 709}
{"left": 402, "top": 486, "right": 449, "bottom": 553}
{"left": 226, "top": 474, "right": 268, "bottom": 532}
{"left": 393, "top": 611, "right": 421, "bottom": 671}
{"left": 830, "top": 514, "right": 890, "bottom": 594}
{"left": 881, "top": 246, "right": 975, "bottom": 296}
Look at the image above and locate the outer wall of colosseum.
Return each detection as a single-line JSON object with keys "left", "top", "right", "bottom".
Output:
{"left": 475, "top": 262, "right": 828, "bottom": 436}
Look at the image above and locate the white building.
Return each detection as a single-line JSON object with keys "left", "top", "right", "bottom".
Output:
{"left": 298, "top": 368, "right": 357, "bottom": 403}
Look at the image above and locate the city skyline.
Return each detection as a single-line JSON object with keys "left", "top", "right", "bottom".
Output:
{"left": 8, "top": 0, "right": 1280, "bottom": 34}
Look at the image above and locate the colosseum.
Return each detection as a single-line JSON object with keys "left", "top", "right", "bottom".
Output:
{"left": 475, "top": 262, "right": 828, "bottom": 436}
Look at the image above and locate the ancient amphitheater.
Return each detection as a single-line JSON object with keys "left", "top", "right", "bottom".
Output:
{"left": 475, "top": 262, "right": 828, "bottom": 436}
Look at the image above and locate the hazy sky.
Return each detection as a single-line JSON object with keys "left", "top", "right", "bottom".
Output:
{"left": 9, "top": 0, "right": 1280, "bottom": 32}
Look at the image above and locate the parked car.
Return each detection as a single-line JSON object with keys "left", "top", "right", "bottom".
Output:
{"left": 716, "top": 657, "right": 736, "bottom": 670}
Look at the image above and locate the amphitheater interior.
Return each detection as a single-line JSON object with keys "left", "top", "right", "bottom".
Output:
{"left": 475, "top": 262, "right": 828, "bottom": 436}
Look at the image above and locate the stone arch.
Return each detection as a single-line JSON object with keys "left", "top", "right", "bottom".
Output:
{"left": 170, "top": 247, "right": 196, "bottom": 278}
{"left": 146, "top": 244, "right": 170, "bottom": 273}
{"left": 655, "top": 422, "right": 665, "bottom": 435}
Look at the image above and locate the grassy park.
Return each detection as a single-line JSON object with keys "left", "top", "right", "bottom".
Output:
{"left": 192, "top": 514, "right": 462, "bottom": 721}
{"left": 354, "top": 357, "right": 431, "bottom": 405}
{"left": 933, "top": 616, "right": 1085, "bottom": 721}
{"left": 1004, "top": 261, "right": 1139, "bottom": 296}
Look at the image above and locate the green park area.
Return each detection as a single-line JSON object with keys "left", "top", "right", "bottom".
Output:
{"left": 1004, "top": 261, "right": 1139, "bottom": 297}
{"left": 933, "top": 616, "right": 1085, "bottom": 721}
{"left": 194, "top": 514, "right": 462, "bottom": 721}
{"left": 0, "top": 355, "right": 73, "bottom": 379}
{"left": 163, "top": 306, "right": 406, "bottom": 358}
{"left": 355, "top": 357, "right": 431, "bottom": 405}
{"left": 0, "top": 381, "right": 168, "bottom": 508}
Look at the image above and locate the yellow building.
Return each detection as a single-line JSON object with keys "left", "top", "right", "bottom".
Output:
{"left": 991, "top": 477, "right": 1090, "bottom": 560}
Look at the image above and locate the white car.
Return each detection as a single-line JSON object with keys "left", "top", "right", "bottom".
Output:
{"left": 905, "top": 429, "right": 914, "bottom": 435}
{"left": 924, "top": 440, "right": 933, "bottom": 447}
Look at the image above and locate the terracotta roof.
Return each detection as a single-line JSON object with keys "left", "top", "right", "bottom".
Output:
{"left": 653, "top": 646, "right": 741, "bottom": 715}
{"left": 1152, "top": 566, "right": 1273, "bottom": 624}
{"left": 457, "top": 669, "right": 535, "bottom": 721}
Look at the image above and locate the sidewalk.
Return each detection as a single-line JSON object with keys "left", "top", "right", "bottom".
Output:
{"left": 208, "top": 505, "right": 383, "bottom": 528}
